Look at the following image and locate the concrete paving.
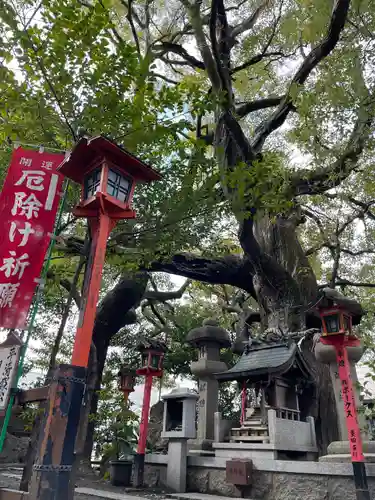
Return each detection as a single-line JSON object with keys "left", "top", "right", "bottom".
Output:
{"left": 75, "top": 489, "right": 154, "bottom": 500}
{"left": 0, "top": 471, "right": 166, "bottom": 500}
{"left": 168, "top": 494, "right": 240, "bottom": 500}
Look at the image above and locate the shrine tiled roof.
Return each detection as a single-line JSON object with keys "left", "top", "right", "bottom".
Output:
{"left": 215, "top": 341, "right": 303, "bottom": 381}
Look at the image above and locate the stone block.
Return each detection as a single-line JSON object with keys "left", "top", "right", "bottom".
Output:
{"left": 167, "top": 440, "right": 188, "bottom": 492}
{"left": 271, "top": 473, "right": 327, "bottom": 500}
{"left": 327, "top": 440, "right": 375, "bottom": 455}
{"left": 187, "top": 467, "right": 209, "bottom": 493}
{"left": 248, "top": 470, "right": 273, "bottom": 500}
{"left": 143, "top": 464, "right": 162, "bottom": 487}
{"left": 327, "top": 477, "right": 357, "bottom": 500}
{"left": 214, "top": 448, "right": 276, "bottom": 460}
{"left": 320, "top": 453, "right": 375, "bottom": 463}
{"left": 208, "top": 469, "right": 240, "bottom": 497}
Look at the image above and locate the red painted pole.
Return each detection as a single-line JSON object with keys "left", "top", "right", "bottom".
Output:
{"left": 72, "top": 213, "right": 114, "bottom": 368}
{"left": 240, "top": 380, "right": 246, "bottom": 425}
{"left": 330, "top": 336, "right": 370, "bottom": 500}
{"left": 138, "top": 374, "right": 153, "bottom": 454}
{"left": 133, "top": 373, "right": 153, "bottom": 487}
{"left": 334, "top": 339, "right": 364, "bottom": 462}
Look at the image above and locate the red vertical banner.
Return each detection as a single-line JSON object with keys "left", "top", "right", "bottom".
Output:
{"left": 0, "top": 147, "right": 64, "bottom": 328}
{"left": 335, "top": 343, "right": 365, "bottom": 462}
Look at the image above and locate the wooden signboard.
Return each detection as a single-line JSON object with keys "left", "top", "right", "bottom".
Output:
{"left": 0, "top": 332, "right": 22, "bottom": 411}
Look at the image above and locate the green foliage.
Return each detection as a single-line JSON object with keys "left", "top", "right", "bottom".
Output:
{"left": 93, "top": 372, "right": 139, "bottom": 460}
{"left": 1, "top": 0, "right": 375, "bottom": 451}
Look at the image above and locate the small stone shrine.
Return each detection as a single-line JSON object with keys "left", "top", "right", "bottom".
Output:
{"left": 215, "top": 337, "right": 318, "bottom": 460}
{"left": 186, "top": 319, "right": 231, "bottom": 452}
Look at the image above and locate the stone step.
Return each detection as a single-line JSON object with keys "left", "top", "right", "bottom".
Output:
{"left": 242, "top": 420, "right": 265, "bottom": 426}
{"left": 230, "top": 435, "right": 270, "bottom": 443}
{"left": 231, "top": 426, "right": 268, "bottom": 432}
{"left": 167, "top": 493, "right": 256, "bottom": 500}
{"left": 231, "top": 431, "right": 268, "bottom": 438}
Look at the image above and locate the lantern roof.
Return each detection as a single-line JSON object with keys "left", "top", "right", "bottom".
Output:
{"left": 0, "top": 331, "right": 23, "bottom": 348}
{"left": 58, "top": 135, "right": 162, "bottom": 184}
{"left": 215, "top": 341, "right": 312, "bottom": 382}
{"left": 318, "top": 287, "right": 364, "bottom": 325}
{"left": 137, "top": 338, "right": 167, "bottom": 353}
{"left": 186, "top": 319, "right": 231, "bottom": 348}
{"left": 118, "top": 365, "right": 137, "bottom": 377}
{"left": 162, "top": 387, "right": 199, "bottom": 401}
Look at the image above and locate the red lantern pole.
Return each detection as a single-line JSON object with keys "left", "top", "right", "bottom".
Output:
{"left": 321, "top": 335, "right": 370, "bottom": 500}
{"left": 29, "top": 137, "right": 161, "bottom": 500}
{"left": 133, "top": 374, "right": 153, "bottom": 487}
{"left": 138, "top": 374, "right": 153, "bottom": 454}
{"left": 240, "top": 380, "right": 246, "bottom": 425}
{"left": 72, "top": 214, "right": 115, "bottom": 367}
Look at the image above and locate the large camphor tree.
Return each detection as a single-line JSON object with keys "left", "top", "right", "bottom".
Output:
{"left": 1, "top": 0, "right": 375, "bottom": 467}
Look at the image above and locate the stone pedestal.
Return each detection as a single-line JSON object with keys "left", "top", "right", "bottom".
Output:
{"left": 314, "top": 340, "right": 374, "bottom": 462}
{"left": 166, "top": 440, "right": 188, "bottom": 492}
{"left": 186, "top": 320, "right": 230, "bottom": 452}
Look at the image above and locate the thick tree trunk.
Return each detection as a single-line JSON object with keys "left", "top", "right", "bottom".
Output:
{"left": 214, "top": 114, "right": 338, "bottom": 453}
{"left": 82, "top": 272, "right": 148, "bottom": 461}
{"left": 82, "top": 338, "right": 109, "bottom": 461}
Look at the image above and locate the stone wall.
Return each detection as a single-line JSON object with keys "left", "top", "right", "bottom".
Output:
{"left": 144, "top": 455, "right": 375, "bottom": 500}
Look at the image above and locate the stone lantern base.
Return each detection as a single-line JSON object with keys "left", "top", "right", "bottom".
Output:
{"left": 320, "top": 441, "right": 375, "bottom": 463}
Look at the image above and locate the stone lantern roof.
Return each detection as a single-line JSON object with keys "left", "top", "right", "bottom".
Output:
{"left": 186, "top": 319, "right": 231, "bottom": 348}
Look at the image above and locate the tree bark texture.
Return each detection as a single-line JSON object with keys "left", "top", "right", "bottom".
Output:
{"left": 83, "top": 272, "right": 148, "bottom": 461}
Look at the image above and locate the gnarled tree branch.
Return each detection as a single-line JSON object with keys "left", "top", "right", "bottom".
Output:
{"left": 251, "top": 0, "right": 351, "bottom": 153}
{"left": 154, "top": 41, "right": 205, "bottom": 69}
{"left": 149, "top": 252, "right": 256, "bottom": 297}
{"left": 144, "top": 279, "right": 191, "bottom": 301}
{"left": 230, "top": 0, "right": 269, "bottom": 39}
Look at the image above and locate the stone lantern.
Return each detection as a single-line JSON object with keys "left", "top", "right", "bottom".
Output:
{"left": 186, "top": 319, "right": 230, "bottom": 451}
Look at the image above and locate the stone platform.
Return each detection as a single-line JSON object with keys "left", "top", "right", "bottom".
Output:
{"left": 144, "top": 453, "right": 375, "bottom": 499}
{"left": 319, "top": 440, "right": 375, "bottom": 463}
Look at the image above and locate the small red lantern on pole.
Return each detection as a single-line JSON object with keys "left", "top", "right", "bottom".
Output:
{"left": 320, "top": 306, "right": 353, "bottom": 337}
{"left": 58, "top": 136, "right": 161, "bottom": 368}
{"left": 133, "top": 338, "right": 166, "bottom": 487}
{"left": 318, "top": 297, "right": 369, "bottom": 500}
{"left": 118, "top": 365, "right": 137, "bottom": 406}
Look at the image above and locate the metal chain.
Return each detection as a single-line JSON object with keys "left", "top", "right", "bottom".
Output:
{"left": 33, "top": 464, "right": 72, "bottom": 472}
{"left": 52, "top": 375, "right": 86, "bottom": 385}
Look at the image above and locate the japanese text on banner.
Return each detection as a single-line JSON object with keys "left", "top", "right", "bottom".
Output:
{"left": 336, "top": 347, "right": 365, "bottom": 462}
{"left": 0, "top": 148, "right": 64, "bottom": 328}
